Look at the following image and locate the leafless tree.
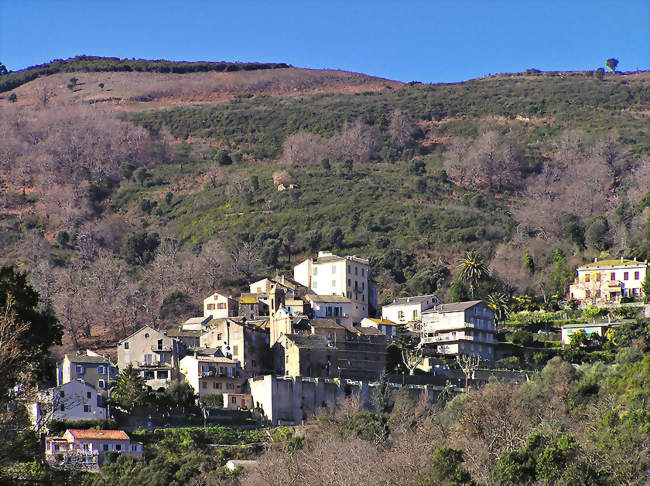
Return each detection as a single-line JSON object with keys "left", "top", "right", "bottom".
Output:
{"left": 389, "top": 109, "right": 416, "bottom": 148}
{"left": 231, "top": 242, "right": 262, "bottom": 280}
{"left": 456, "top": 353, "right": 481, "bottom": 391}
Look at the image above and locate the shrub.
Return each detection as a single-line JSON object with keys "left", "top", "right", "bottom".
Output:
{"left": 512, "top": 330, "right": 535, "bottom": 347}
{"left": 213, "top": 149, "right": 232, "bottom": 166}
{"left": 201, "top": 394, "right": 223, "bottom": 408}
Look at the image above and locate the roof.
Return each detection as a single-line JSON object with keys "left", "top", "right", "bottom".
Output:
{"left": 188, "top": 347, "right": 224, "bottom": 356}
{"left": 313, "top": 255, "right": 346, "bottom": 264}
{"left": 423, "top": 300, "right": 483, "bottom": 313}
{"left": 310, "top": 319, "right": 345, "bottom": 329}
{"left": 118, "top": 325, "right": 158, "bottom": 343}
{"left": 305, "top": 294, "right": 352, "bottom": 304}
{"left": 283, "top": 334, "right": 331, "bottom": 349}
{"left": 384, "top": 294, "right": 438, "bottom": 307}
{"left": 579, "top": 258, "right": 648, "bottom": 269}
{"left": 65, "top": 353, "right": 113, "bottom": 365}
{"left": 167, "top": 329, "right": 202, "bottom": 338}
{"left": 363, "top": 318, "right": 400, "bottom": 326}
{"left": 239, "top": 294, "right": 259, "bottom": 304}
{"left": 343, "top": 324, "right": 384, "bottom": 336}
{"left": 191, "top": 355, "right": 236, "bottom": 364}
{"left": 67, "top": 429, "right": 130, "bottom": 441}
{"left": 285, "top": 298, "right": 306, "bottom": 306}
{"left": 183, "top": 316, "right": 212, "bottom": 326}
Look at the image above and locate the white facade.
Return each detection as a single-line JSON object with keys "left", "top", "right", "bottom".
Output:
{"left": 360, "top": 318, "right": 401, "bottom": 342}
{"left": 294, "top": 251, "right": 372, "bottom": 322}
{"left": 381, "top": 295, "right": 440, "bottom": 324}
{"left": 569, "top": 258, "right": 648, "bottom": 304}
{"left": 30, "top": 380, "right": 106, "bottom": 427}
{"left": 305, "top": 295, "right": 354, "bottom": 325}
{"left": 204, "top": 292, "right": 238, "bottom": 319}
{"left": 421, "top": 301, "right": 496, "bottom": 361}
{"left": 180, "top": 355, "right": 243, "bottom": 399}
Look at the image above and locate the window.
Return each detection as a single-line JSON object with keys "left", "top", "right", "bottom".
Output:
{"left": 157, "top": 339, "right": 163, "bottom": 350}
{"left": 347, "top": 291, "right": 351, "bottom": 298}
{"left": 157, "top": 370, "right": 168, "bottom": 379}
{"left": 143, "top": 354, "right": 152, "bottom": 364}
{"left": 313, "top": 267, "right": 318, "bottom": 276}
{"left": 132, "top": 445, "right": 138, "bottom": 452}
{"left": 213, "top": 382, "right": 221, "bottom": 389}
{"left": 232, "top": 397, "right": 237, "bottom": 404}
{"left": 207, "top": 303, "right": 215, "bottom": 310}
{"left": 75, "top": 365, "right": 85, "bottom": 375}
{"left": 624, "top": 272, "right": 629, "bottom": 280}
{"left": 634, "top": 271, "right": 640, "bottom": 280}
{"left": 348, "top": 264, "right": 351, "bottom": 273}
{"left": 313, "top": 280, "right": 317, "bottom": 289}
{"left": 361, "top": 268, "right": 365, "bottom": 277}
{"left": 217, "top": 333, "right": 223, "bottom": 341}
{"left": 144, "top": 333, "right": 150, "bottom": 338}
{"left": 596, "top": 273, "right": 601, "bottom": 281}
{"left": 585, "top": 274, "right": 590, "bottom": 282}
{"left": 124, "top": 342, "right": 129, "bottom": 350}
{"left": 217, "top": 302, "right": 227, "bottom": 309}
{"left": 362, "top": 282, "right": 365, "bottom": 290}
{"left": 611, "top": 272, "right": 616, "bottom": 280}
{"left": 233, "top": 345, "right": 238, "bottom": 356}
{"left": 347, "top": 278, "right": 351, "bottom": 286}
{"left": 332, "top": 280, "right": 336, "bottom": 287}
{"left": 87, "top": 391, "right": 92, "bottom": 399}
{"left": 227, "top": 383, "right": 234, "bottom": 390}
{"left": 355, "top": 267, "right": 358, "bottom": 275}
{"left": 84, "top": 405, "right": 90, "bottom": 412}
{"left": 60, "top": 404, "right": 65, "bottom": 411}
{"left": 398, "top": 310, "right": 404, "bottom": 320}
{"left": 103, "top": 444, "right": 109, "bottom": 452}
{"left": 98, "top": 366, "right": 106, "bottom": 375}
{"left": 413, "top": 310, "right": 418, "bottom": 320}
{"left": 115, "top": 444, "right": 121, "bottom": 451}
{"left": 332, "top": 265, "right": 336, "bottom": 274}
{"left": 256, "top": 286, "right": 262, "bottom": 293}
{"left": 326, "top": 306, "right": 333, "bottom": 317}
{"left": 60, "top": 390, "right": 65, "bottom": 398}
{"left": 227, "top": 367, "right": 234, "bottom": 377}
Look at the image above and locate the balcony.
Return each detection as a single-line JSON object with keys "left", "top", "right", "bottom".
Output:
{"left": 151, "top": 345, "right": 173, "bottom": 353}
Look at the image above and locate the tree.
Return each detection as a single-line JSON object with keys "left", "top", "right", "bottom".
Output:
{"left": 280, "top": 227, "right": 297, "bottom": 263}
{"left": 161, "top": 379, "right": 196, "bottom": 409}
{"left": 213, "top": 149, "right": 232, "bottom": 166}
{"left": 395, "top": 328, "right": 423, "bottom": 375}
{"left": 133, "top": 167, "right": 150, "bottom": 186}
{"left": 250, "top": 175, "right": 259, "bottom": 191}
{"left": 329, "top": 227, "right": 344, "bottom": 248}
{"left": 457, "top": 251, "right": 489, "bottom": 299}
{"left": 606, "top": 58, "right": 619, "bottom": 72}
{"left": 121, "top": 232, "right": 160, "bottom": 266}
{"left": 407, "top": 264, "right": 450, "bottom": 295}
{"left": 485, "top": 292, "right": 509, "bottom": 326}
{"left": 642, "top": 273, "right": 650, "bottom": 303}
{"left": 456, "top": 354, "right": 480, "bottom": 391}
{"left": 0, "top": 62, "right": 8, "bottom": 75}
{"left": 421, "top": 447, "right": 475, "bottom": 486}
{"left": 8, "top": 93, "right": 16, "bottom": 103}
{"left": 159, "top": 291, "right": 193, "bottom": 320}
{"left": 109, "top": 364, "right": 148, "bottom": 413}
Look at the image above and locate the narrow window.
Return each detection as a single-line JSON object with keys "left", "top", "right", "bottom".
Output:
{"left": 634, "top": 271, "right": 640, "bottom": 280}
{"left": 624, "top": 272, "right": 629, "bottom": 280}
{"left": 124, "top": 342, "right": 129, "bottom": 350}
{"left": 585, "top": 274, "right": 590, "bottom": 283}
{"left": 84, "top": 405, "right": 90, "bottom": 412}
{"left": 87, "top": 391, "right": 92, "bottom": 399}
{"left": 610, "top": 272, "right": 616, "bottom": 280}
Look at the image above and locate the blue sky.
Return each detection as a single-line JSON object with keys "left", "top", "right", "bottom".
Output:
{"left": 1, "top": 1, "right": 648, "bottom": 83}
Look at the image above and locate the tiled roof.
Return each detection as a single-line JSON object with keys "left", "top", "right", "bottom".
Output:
{"left": 167, "top": 329, "right": 202, "bottom": 338}
{"left": 67, "top": 429, "right": 130, "bottom": 440}
{"left": 239, "top": 295, "right": 259, "bottom": 304}
{"left": 283, "top": 334, "right": 331, "bottom": 349}
{"left": 310, "top": 319, "right": 344, "bottom": 329}
{"left": 183, "top": 316, "right": 212, "bottom": 325}
{"left": 363, "top": 318, "right": 400, "bottom": 326}
{"left": 66, "top": 354, "right": 113, "bottom": 365}
{"left": 384, "top": 294, "right": 438, "bottom": 306}
{"left": 580, "top": 259, "right": 648, "bottom": 269}
{"left": 423, "top": 300, "right": 483, "bottom": 313}
{"left": 305, "top": 294, "right": 351, "bottom": 303}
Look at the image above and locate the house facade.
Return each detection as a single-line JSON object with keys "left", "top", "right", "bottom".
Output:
{"left": 117, "top": 326, "right": 183, "bottom": 390}
{"left": 421, "top": 300, "right": 496, "bottom": 361}
{"left": 203, "top": 292, "right": 239, "bottom": 319}
{"left": 179, "top": 354, "right": 245, "bottom": 399}
{"left": 569, "top": 258, "right": 648, "bottom": 304}
{"left": 57, "top": 350, "right": 117, "bottom": 399}
{"left": 305, "top": 294, "right": 354, "bottom": 325}
{"left": 293, "top": 251, "right": 374, "bottom": 322}
{"left": 273, "top": 334, "right": 337, "bottom": 378}
{"left": 30, "top": 380, "right": 106, "bottom": 428}
{"left": 360, "top": 317, "right": 402, "bottom": 342}
{"left": 381, "top": 294, "right": 440, "bottom": 324}
{"left": 45, "top": 429, "right": 142, "bottom": 469}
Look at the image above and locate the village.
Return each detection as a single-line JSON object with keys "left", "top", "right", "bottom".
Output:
{"left": 31, "top": 251, "right": 650, "bottom": 470}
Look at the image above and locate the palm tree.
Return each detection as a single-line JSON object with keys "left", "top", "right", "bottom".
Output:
{"left": 109, "top": 364, "right": 148, "bottom": 413}
{"left": 457, "top": 251, "right": 489, "bottom": 299}
{"left": 486, "top": 292, "right": 510, "bottom": 328}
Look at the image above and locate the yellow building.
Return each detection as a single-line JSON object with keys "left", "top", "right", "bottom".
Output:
{"left": 569, "top": 257, "right": 648, "bottom": 304}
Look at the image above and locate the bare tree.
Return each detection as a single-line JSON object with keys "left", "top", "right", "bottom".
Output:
{"left": 456, "top": 353, "right": 481, "bottom": 392}
{"left": 231, "top": 241, "right": 262, "bottom": 280}
{"left": 389, "top": 110, "right": 416, "bottom": 148}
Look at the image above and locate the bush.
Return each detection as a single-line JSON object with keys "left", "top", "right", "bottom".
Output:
{"left": 512, "top": 330, "right": 535, "bottom": 347}
{"left": 213, "top": 149, "right": 232, "bottom": 166}
{"left": 201, "top": 394, "right": 224, "bottom": 408}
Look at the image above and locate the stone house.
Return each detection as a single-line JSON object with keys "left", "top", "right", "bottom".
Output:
{"left": 273, "top": 334, "right": 337, "bottom": 378}
{"left": 179, "top": 354, "right": 245, "bottom": 399}
{"left": 57, "top": 350, "right": 117, "bottom": 400}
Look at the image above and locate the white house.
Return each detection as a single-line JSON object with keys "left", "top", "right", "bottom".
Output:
{"left": 57, "top": 350, "right": 117, "bottom": 399}
{"left": 381, "top": 294, "right": 440, "bottom": 324}
{"left": 179, "top": 354, "right": 244, "bottom": 399}
{"left": 421, "top": 300, "right": 496, "bottom": 361}
{"left": 294, "top": 251, "right": 374, "bottom": 322}
{"left": 569, "top": 257, "right": 648, "bottom": 304}
{"left": 304, "top": 294, "right": 354, "bottom": 325}
{"left": 203, "top": 292, "right": 239, "bottom": 319}
{"left": 30, "top": 380, "right": 106, "bottom": 428}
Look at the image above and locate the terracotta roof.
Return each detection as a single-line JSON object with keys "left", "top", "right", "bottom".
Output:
{"left": 423, "top": 300, "right": 483, "bottom": 313}
{"left": 239, "top": 295, "right": 259, "bottom": 304}
{"left": 67, "top": 429, "right": 130, "bottom": 440}
{"left": 363, "top": 318, "right": 400, "bottom": 326}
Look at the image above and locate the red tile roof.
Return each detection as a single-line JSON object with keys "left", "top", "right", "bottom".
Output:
{"left": 67, "top": 429, "right": 130, "bottom": 440}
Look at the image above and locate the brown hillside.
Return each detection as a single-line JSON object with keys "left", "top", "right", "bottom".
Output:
{"left": 2, "top": 67, "right": 402, "bottom": 111}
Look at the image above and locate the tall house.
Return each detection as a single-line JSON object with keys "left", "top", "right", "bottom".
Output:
{"left": 420, "top": 300, "right": 496, "bottom": 361}
{"left": 294, "top": 251, "right": 373, "bottom": 322}
{"left": 569, "top": 257, "right": 648, "bottom": 304}
{"left": 57, "top": 350, "right": 118, "bottom": 399}
{"left": 203, "top": 292, "right": 239, "bottom": 319}
{"left": 381, "top": 294, "right": 440, "bottom": 325}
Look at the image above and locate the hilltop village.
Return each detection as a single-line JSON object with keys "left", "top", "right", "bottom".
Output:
{"left": 31, "top": 251, "right": 650, "bottom": 470}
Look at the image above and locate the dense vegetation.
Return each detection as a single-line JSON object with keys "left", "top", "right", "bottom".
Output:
{"left": 0, "top": 56, "right": 291, "bottom": 93}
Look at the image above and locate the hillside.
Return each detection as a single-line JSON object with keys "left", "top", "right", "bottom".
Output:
{"left": 0, "top": 58, "right": 649, "bottom": 353}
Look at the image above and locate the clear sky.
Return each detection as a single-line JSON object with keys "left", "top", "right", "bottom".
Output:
{"left": 1, "top": 0, "right": 648, "bottom": 83}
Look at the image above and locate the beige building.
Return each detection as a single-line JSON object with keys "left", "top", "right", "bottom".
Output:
{"left": 569, "top": 258, "right": 648, "bottom": 304}
{"left": 249, "top": 275, "right": 307, "bottom": 299}
{"left": 381, "top": 294, "right": 440, "bottom": 324}
{"left": 273, "top": 334, "right": 337, "bottom": 378}
{"left": 57, "top": 350, "right": 117, "bottom": 399}
{"left": 294, "top": 251, "right": 374, "bottom": 322}
{"left": 199, "top": 317, "right": 271, "bottom": 376}
{"left": 421, "top": 301, "right": 496, "bottom": 361}
{"left": 203, "top": 292, "right": 239, "bottom": 319}
{"left": 223, "top": 393, "right": 254, "bottom": 410}
{"left": 117, "top": 326, "right": 183, "bottom": 390}
{"left": 305, "top": 294, "right": 354, "bottom": 325}
{"left": 360, "top": 317, "right": 402, "bottom": 342}
{"left": 179, "top": 354, "right": 245, "bottom": 399}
